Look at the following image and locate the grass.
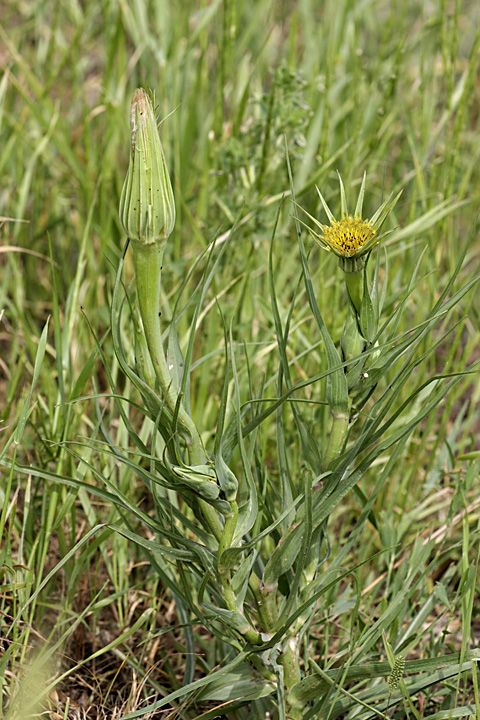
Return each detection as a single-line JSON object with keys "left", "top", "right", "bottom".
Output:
{"left": 1, "top": 0, "right": 480, "bottom": 718}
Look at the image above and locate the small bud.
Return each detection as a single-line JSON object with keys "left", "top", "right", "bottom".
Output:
{"left": 215, "top": 453, "right": 238, "bottom": 501}
{"left": 119, "top": 88, "right": 175, "bottom": 246}
{"left": 172, "top": 464, "right": 220, "bottom": 501}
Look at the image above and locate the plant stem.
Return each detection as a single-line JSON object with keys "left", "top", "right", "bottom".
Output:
{"left": 340, "top": 259, "right": 365, "bottom": 313}
{"left": 217, "top": 501, "right": 264, "bottom": 645}
{"left": 217, "top": 500, "right": 238, "bottom": 608}
{"left": 132, "top": 244, "right": 201, "bottom": 451}
{"left": 132, "top": 242, "right": 223, "bottom": 540}
{"left": 248, "top": 572, "right": 279, "bottom": 635}
{"left": 218, "top": 500, "right": 238, "bottom": 565}
{"left": 259, "top": 582, "right": 279, "bottom": 633}
{"left": 279, "top": 633, "right": 302, "bottom": 720}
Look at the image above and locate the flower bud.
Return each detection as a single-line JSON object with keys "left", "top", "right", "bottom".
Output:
{"left": 172, "top": 464, "right": 220, "bottom": 501}
{"left": 119, "top": 88, "right": 175, "bottom": 246}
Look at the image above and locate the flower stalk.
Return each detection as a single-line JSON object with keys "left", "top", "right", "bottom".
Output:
{"left": 279, "top": 633, "right": 302, "bottom": 720}
{"left": 299, "top": 173, "right": 401, "bottom": 467}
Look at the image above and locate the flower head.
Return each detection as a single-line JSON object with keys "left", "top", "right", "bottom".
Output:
{"left": 300, "top": 172, "right": 401, "bottom": 260}
{"left": 119, "top": 88, "right": 176, "bottom": 246}
{"left": 323, "top": 215, "right": 376, "bottom": 257}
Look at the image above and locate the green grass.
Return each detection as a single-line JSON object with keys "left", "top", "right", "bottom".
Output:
{"left": 1, "top": 1, "right": 480, "bottom": 718}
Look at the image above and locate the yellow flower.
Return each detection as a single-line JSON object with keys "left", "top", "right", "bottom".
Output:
{"left": 323, "top": 215, "right": 376, "bottom": 258}
{"left": 299, "top": 172, "right": 401, "bottom": 261}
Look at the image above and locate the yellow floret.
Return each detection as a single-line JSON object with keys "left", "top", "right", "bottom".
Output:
{"left": 323, "top": 215, "right": 376, "bottom": 257}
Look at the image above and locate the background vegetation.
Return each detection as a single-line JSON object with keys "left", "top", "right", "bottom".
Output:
{"left": 1, "top": 0, "right": 480, "bottom": 718}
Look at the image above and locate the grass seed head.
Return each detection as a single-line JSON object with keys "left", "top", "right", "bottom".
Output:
{"left": 388, "top": 655, "right": 405, "bottom": 692}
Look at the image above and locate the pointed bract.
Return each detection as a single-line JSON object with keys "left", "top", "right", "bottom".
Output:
{"left": 315, "top": 186, "right": 336, "bottom": 224}
{"left": 337, "top": 171, "right": 348, "bottom": 217}
{"left": 354, "top": 171, "right": 367, "bottom": 219}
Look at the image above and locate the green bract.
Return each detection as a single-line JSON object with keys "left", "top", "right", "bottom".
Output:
{"left": 119, "top": 88, "right": 176, "bottom": 246}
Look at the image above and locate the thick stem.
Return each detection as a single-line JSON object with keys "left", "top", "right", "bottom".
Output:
{"left": 247, "top": 573, "right": 279, "bottom": 635}
{"left": 223, "top": 578, "right": 263, "bottom": 645}
{"left": 132, "top": 243, "right": 223, "bottom": 540}
{"left": 218, "top": 500, "right": 238, "bottom": 566}
{"left": 217, "top": 502, "right": 264, "bottom": 645}
{"left": 132, "top": 244, "right": 201, "bottom": 450}
{"left": 279, "top": 633, "right": 302, "bottom": 720}
{"left": 339, "top": 256, "right": 366, "bottom": 315}
{"left": 258, "top": 581, "right": 279, "bottom": 633}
